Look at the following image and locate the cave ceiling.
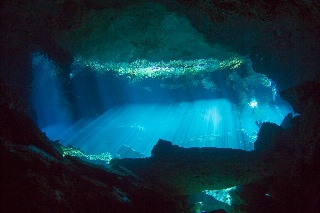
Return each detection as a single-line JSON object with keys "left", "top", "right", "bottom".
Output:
{"left": 1, "top": 0, "right": 320, "bottom": 90}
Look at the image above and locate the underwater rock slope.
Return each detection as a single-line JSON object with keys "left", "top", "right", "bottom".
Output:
{"left": 0, "top": 107, "right": 185, "bottom": 212}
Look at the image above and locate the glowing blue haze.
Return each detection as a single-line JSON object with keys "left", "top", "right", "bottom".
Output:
{"left": 31, "top": 53, "right": 72, "bottom": 138}
{"left": 51, "top": 99, "right": 289, "bottom": 157}
{"left": 31, "top": 53, "right": 292, "bottom": 158}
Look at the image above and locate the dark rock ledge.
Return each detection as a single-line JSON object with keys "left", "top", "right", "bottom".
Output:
{"left": 111, "top": 139, "right": 292, "bottom": 195}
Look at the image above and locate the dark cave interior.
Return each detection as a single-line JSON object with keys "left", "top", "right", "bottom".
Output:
{"left": 1, "top": 1, "right": 320, "bottom": 212}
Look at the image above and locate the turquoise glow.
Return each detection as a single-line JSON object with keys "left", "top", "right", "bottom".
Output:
{"left": 54, "top": 99, "right": 290, "bottom": 157}
{"left": 31, "top": 53, "right": 292, "bottom": 157}
{"left": 204, "top": 186, "right": 237, "bottom": 206}
{"left": 31, "top": 53, "right": 71, "bottom": 136}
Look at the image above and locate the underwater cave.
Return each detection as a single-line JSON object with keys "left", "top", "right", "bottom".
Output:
{"left": 1, "top": 1, "right": 320, "bottom": 212}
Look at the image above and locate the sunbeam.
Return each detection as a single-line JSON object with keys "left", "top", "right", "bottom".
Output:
{"left": 31, "top": 53, "right": 72, "bottom": 138}
{"left": 31, "top": 53, "right": 292, "bottom": 159}
{"left": 55, "top": 99, "right": 290, "bottom": 157}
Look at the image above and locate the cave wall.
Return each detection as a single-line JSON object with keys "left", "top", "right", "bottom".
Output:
{"left": 1, "top": 0, "right": 320, "bottom": 111}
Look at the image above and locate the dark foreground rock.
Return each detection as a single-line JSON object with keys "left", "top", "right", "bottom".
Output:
{"left": 111, "top": 139, "right": 292, "bottom": 195}
{"left": 0, "top": 108, "right": 185, "bottom": 213}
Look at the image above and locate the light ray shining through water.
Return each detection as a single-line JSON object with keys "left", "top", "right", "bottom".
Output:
{"left": 31, "top": 53, "right": 72, "bottom": 132}
{"left": 31, "top": 53, "right": 292, "bottom": 158}
{"left": 54, "top": 99, "right": 291, "bottom": 157}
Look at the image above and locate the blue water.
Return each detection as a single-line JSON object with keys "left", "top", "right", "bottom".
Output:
{"left": 42, "top": 99, "right": 290, "bottom": 157}
{"left": 31, "top": 53, "right": 292, "bottom": 157}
